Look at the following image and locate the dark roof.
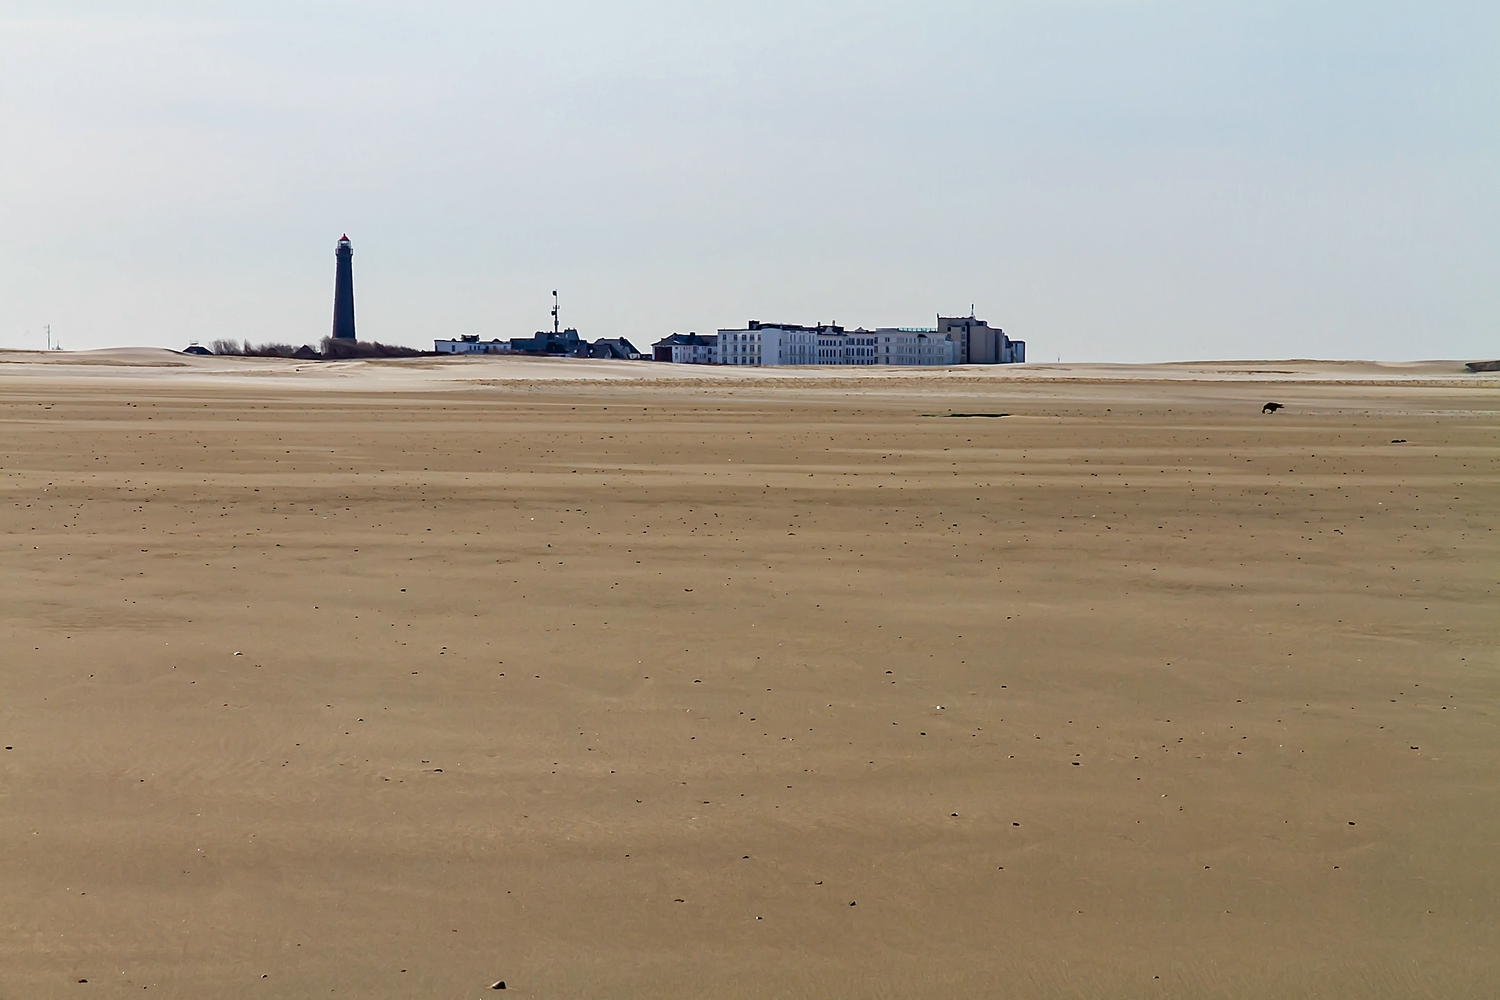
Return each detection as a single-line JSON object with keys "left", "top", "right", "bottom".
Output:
{"left": 588, "top": 338, "right": 642, "bottom": 359}
{"left": 652, "top": 333, "right": 716, "bottom": 347}
{"left": 510, "top": 328, "right": 585, "bottom": 353}
{"left": 744, "top": 321, "right": 843, "bottom": 333}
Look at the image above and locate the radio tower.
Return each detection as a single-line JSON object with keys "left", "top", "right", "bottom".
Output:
{"left": 551, "top": 290, "right": 560, "bottom": 336}
{"left": 332, "top": 235, "right": 356, "bottom": 340}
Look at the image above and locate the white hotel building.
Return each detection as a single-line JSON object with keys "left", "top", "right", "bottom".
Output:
{"left": 714, "top": 317, "right": 1021, "bottom": 367}
{"left": 717, "top": 322, "right": 960, "bottom": 367}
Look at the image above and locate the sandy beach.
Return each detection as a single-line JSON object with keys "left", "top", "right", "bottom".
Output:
{"left": 2, "top": 351, "right": 1497, "bottom": 998}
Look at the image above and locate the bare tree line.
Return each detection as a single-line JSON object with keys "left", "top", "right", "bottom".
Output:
{"left": 207, "top": 338, "right": 431, "bottom": 359}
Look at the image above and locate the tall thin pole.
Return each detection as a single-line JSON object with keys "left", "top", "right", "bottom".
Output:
{"left": 552, "top": 290, "right": 559, "bottom": 336}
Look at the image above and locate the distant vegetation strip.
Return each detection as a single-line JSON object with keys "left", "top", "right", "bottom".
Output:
{"left": 208, "top": 338, "right": 434, "bottom": 359}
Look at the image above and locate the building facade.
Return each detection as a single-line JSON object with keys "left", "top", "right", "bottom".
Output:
{"left": 937, "top": 315, "right": 1024, "bottom": 364}
{"left": 435, "top": 335, "right": 511, "bottom": 354}
{"left": 651, "top": 313, "right": 1026, "bottom": 367}
{"left": 652, "top": 333, "right": 718, "bottom": 363}
{"left": 817, "top": 330, "right": 879, "bottom": 365}
{"left": 717, "top": 323, "right": 775, "bottom": 365}
{"left": 716, "top": 322, "right": 887, "bottom": 366}
{"left": 717, "top": 322, "right": 825, "bottom": 366}
{"left": 872, "top": 328, "right": 961, "bottom": 366}
{"left": 715, "top": 321, "right": 960, "bottom": 367}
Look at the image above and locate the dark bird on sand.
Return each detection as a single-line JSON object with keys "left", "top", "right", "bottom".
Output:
{"left": 1262, "top": 402, "right": 1284, "bottom": 413}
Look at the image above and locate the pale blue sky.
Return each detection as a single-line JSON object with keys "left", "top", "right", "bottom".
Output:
{"left": 1, "top": 2, "right": 1495, "bottom": 360}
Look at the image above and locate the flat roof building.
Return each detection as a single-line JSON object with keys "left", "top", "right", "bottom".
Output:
{"left": 435, "top": 335, "right": 511, "bottom": 354}
{"left": 716, "top": 321, "right": 961, "bottom": 367}
{"left": 938, "top": 315, "right": 1024, "bottom": 364}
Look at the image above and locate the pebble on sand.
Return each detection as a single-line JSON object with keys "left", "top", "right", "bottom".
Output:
{"left": 491, "top": 981, "right": 507, "bottom": 990}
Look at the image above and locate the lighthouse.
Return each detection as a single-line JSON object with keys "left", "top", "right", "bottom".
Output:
{"left": 332, "top": 234, "right": 356, "bottom": 340}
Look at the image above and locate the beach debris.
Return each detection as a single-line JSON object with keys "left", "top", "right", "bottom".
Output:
{"left": 1261, "top": 402, "right": 1284, "bottom": 413}
{"left": 233, "top": 651, "right": 243, "bottom": 656}
{"left": 491, "top": 980, "right": 507, "bottom": 990}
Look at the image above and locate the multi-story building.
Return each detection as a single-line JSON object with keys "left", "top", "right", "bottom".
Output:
{"left": 716, "top": 322, "right": 785, "bottom": 366}
{"left": 652, "top": 333, "right": 718, "bottom": 363}
{"left": 435, "top": 335, "right": 511, "bottom": 354}
{"left": 710, "top": 315, "right": 1021, "bottom": 367}
{"left": 937, "top": 315, "right": 1025, "bottom": 364}
{"left": 814, "top": 329, "right": 880, "bottom": 365}
{"left": 717, "top": 322, "right": 918, "bottom": 366}
{"left": 872, "top": 328, "right": 961, "bottom": 366}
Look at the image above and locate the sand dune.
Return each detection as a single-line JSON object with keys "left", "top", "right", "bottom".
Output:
{"left": 1, "top": 348, "right": 1490, "bottom": 388}
{"left": 2, "top": 357, "right": 1496, "bottom": 998}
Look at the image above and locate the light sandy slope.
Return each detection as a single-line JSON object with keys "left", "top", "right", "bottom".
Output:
{"left": 0, "top": 347, "right": 1490, "bottom": 390}
{"left": 1, "top": 365, "right": 1496, "bottom": 998}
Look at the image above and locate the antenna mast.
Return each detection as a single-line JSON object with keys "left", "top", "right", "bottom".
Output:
{"left": 552, "top": 290, "right": 559, "bottom": 336}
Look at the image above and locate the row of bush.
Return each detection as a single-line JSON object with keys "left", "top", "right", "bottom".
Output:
{"left": 207, "top": 338, "right": 432, "bottom": 359}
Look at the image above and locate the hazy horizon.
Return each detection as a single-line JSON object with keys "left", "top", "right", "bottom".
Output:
{"left": 2, "top": 2, "right": 1495, "bottom": 362}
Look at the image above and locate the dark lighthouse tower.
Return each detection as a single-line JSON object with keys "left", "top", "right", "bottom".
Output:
{"left": 331, "top": 234, "right": 356, "bottom": 340}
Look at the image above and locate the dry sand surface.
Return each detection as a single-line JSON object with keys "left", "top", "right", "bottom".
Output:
{"left": 2, "top": 351, "right": 1498, "bottom": 998}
